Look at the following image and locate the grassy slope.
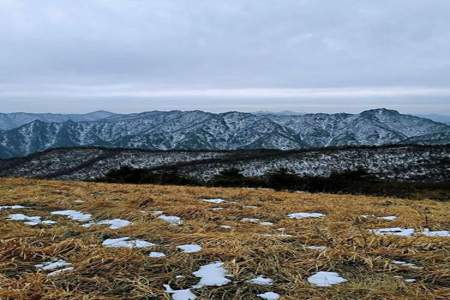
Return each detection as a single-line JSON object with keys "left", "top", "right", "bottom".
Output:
{"left": 0, "top": 178, "right": 448, "bottom": 299}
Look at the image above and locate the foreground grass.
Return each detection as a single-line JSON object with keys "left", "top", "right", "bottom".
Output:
{"left": 0, "top": 178, "right": 448, "bottom": 299}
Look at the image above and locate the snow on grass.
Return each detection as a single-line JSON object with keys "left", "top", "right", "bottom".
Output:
{"left": 392, "top": 260, "right": 422, "bottom": 269}
{"left": 247, "top": 275, "right": 273, "bottom": 286}
{"left": 241, "top": 218, "right": 260, "bottom": 223}
{"left": 305, "top": 245, "right": 327, "bottom": 251}
{"left": 177, "top": 244, "right": 202, "bottom": 253}
{"left": 51, "top": 210, "right": 92, "bottom": 222}
{"left": 158, "top": 214, "right": 183, "bottom": 225}
{"left": 307, "top": 271, "right": 347, "bottom": 287}
{"left": 149, "top": 252, "right": 166, "bottom": 258}
{"left": 288, "top": 212, "right": 325, "bottom": 219}
{"left": 202, "top": 198, "right": 225, "bottom": 204}
{"left": 370, "top": 227, "right": 415, "bottom": 237}
{"left": 35, "top": 259, "right": 72, "bottom": 271}
{"left": 96, "top": 219, "right": 131, "bottom": 229}
{"left": 164, "top": 285, "right": 197, "bottom": 300}
{"left": 102, "top": 237, "right": 155, "bottom": 248}
{"left": 257, "top": 292, "right": 281, "bottom": 300}
{"left": 378, "top": 216, "right": 398, "bottom": 221}
{"left": 7, "top": 213, "right": 55, "bottom": 226}
{"left": 211, "top": 207, "right": 223, "bottom": 211}
{"left": 0, "top": 205, "right": 27, "bottom": 210}
{"left": 421, "top": 228, "right": 450, "bottom": 237}
{"left": 47, "top": 267, "right": 74, "bottom": 277}
{"left": 192, "top": 261, "right": 231, "bottom": 288}
{"left": 259, "top": 222, "right": 274, "bottom": 226}
{"left": 219, "top": 225, "right": 232, "bottom": 229}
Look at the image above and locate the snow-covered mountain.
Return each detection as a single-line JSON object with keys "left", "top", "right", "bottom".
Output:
{"left": 0, "top": 108, "right": 449, "bottom": 158}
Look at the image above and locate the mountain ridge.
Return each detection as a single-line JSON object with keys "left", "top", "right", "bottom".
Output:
{"left": 0, "top": 108, "right": 449, "bottom": 158}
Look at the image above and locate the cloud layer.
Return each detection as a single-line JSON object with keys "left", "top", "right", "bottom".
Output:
{"left": 0, "top": 0, "right": 449, "bottom": 113}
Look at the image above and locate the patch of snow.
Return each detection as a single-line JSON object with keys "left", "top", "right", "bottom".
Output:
{"left": 307, "top": 271, "right": 347, "bottom": 287}
{"left": 7, "top": 213, "right": 55, "bottom": 226}
{"left": 220, "top": 225, "right": 232, "bottom": 229}
{"left": 392, "top": 260, "right": 422, "bottom": 269}
{"left": 164, "top": 284, "right": 197, "bottom": 300}
{"left": 74, "top": 200, "right": 85, "bottom": 203}
{"left": 306, "top": 245, "right": 327, "bottom": 251}
{"left": 35, "top": 259, "right": 72, "bottom": 271}
{"left": 257, "top": 292, "right": 280, "bottom": 300}
{"left": 47, "top": 267, "right": 74, "bottom": 277}
{"left": 211, "top": 207, "right": 223, "bottom": 211}
{"left": 288, "top": 212, "right": 325, "bottom": 219}
{"left": 51, "top": 210, "right": 92, "bottom": 222}
{"left": 378, "top": 216, "right": 398, "bottom": 221}
{"left": 370, "top": 227, "right": 415, "bottom": 237}
{"left": 97, "top": 219, "right": 131, "bottom": 229}
{"left": 247, "top": 275, "right": 273, "bottom": 286}
{"left": 149, "top": 252, "right": 166, "bottom": 258}
{"left": 158, "top": 215, "right": 183, "bottom": 225}
{"left": 421, "top": 228, "right": 450, "bottom": 237}
{"left": 241, "top": 218, "right": 260, "bottom": 223}
{"left": 259, "top": 222, "right": 274, "bottom": 226}
{"left": 177, "top": 244, "right": 202, "bottom": 253}
{"left": 203, "top": 198, "right": 225, "bottom": 204}
{"left": 102, "top": 237, "right": 155, "bottom": 248}
{"left": 192, "top": 261, "right": 231, "bottom": 288}
{"left": 0, "top": 205, "right": 27, "bottom": 210}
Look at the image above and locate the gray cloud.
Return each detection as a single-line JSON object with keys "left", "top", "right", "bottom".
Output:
{"left": 0, "top": 0, "right": 449, "bottom": 113}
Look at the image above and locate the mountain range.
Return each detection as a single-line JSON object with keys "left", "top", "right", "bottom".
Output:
{"left": 0, "top": 108, "right": 449, "bottom": 159}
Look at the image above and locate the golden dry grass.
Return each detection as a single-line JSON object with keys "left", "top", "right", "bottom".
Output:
{"left": 0, "top": 178, "right": 449, "bottom": 299}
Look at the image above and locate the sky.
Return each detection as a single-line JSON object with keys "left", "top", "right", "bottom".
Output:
{"left": 0, "top": 0, "right": 450, "bottom": 114}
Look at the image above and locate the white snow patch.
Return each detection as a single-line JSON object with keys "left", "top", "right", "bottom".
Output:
{"left": 177, "top": 244, "right": 202, "bottom": 253}
{"left": 149, "top": 252, "right": 166, "bottom": 258}
{"left": 307, "top": 271, "right": 347, "bottom": 287}
{"left": 203, "top": 198, "right": 225, "bottom": 204}
{"left": 259, "top": 222, "right": 274, "bottom": 226}
{"left": 51, "top": 210, "right": 92, "bottom": 222}
{"left": 241, "top": 218, "right": 260, "bottom": 223}
{"left": 47, "top": 267, "right": 74, "bottom": 277}
{"left": 0, "top": 205, "right": 27, "bottom": 210}
{"left": 370, "top": 227, "right": 415, "bottom": 237}
{"left": 421, "top": 228, "right": 450, "bottom": 237}
{"left": 392, "top": 260, "right": 422, "bottom": 269}
{"left": 192, "top": 261, "right": 231, "bottom": 288}
{"left": 306, "top": 245, "right": 327, "bottom": 251}
{"left": 247, "top": 275, "right": 273, "bottom": 286}
{"left": 257, "top": 292, "right": 281, "bottom": 300}
{"left": 288, "top": 212, "right": 325, "bottom": 219}
{"left": 211, "top": 207, "right": 223, "bottom": 211}
{"left": 35, "top": 259, "right": 72, "bottom": 271}
{"left": 102, "top": 237, "right": 155, "bottom": 248}
{"left": 158, "top": 215, "right": 183, "bottom": 225}
{"left": 219, "top": 225, "right": 232, "bottom": 229}
{"left": 97, "top": 219, "right": 131, "bottom": 229}
{"left": 7, "top": 213, "right": 55, "bottom": 226}
{"left": 378, "top": 216, "right": 398, "bottom": 221}
{"left": 164, "top": 284, "right": 197, "bottom": 300}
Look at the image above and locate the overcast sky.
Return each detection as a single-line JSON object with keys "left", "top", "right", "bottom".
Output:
{"left": 1, "top": 0, "right": 450, "bottom": 114}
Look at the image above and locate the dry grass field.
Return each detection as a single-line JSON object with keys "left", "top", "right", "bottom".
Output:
{"left": 0, "top": 178, "right": 449, "bottom": 299}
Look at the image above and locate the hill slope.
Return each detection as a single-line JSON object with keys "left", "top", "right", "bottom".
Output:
{"left": 1, "top": 145, "right": 449, "bottom": 183}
